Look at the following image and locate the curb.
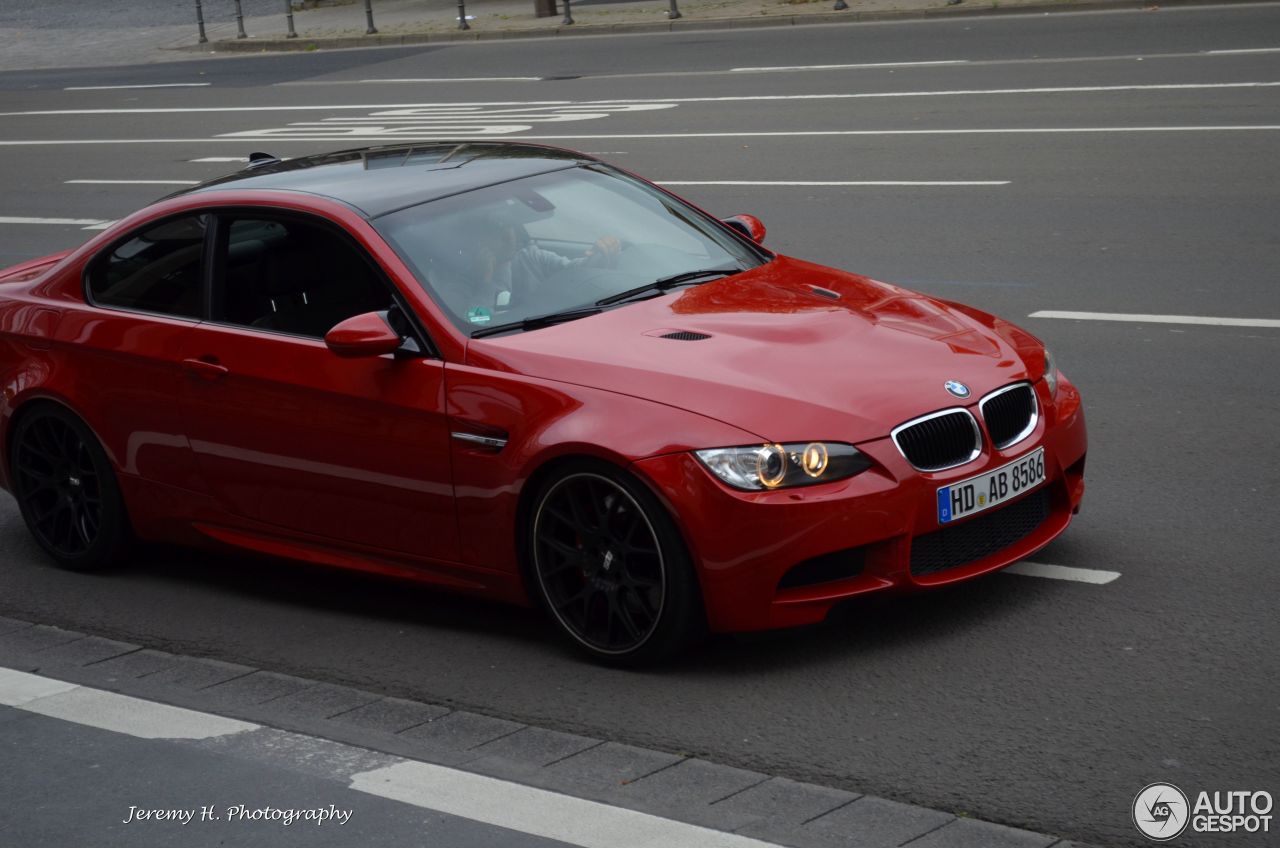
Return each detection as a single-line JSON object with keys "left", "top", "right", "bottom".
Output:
{"left": 0, "top": 614, "right": 1090, "bottom": 848}
{"left": 180, "top": 0, "right": 1274, "bottom": 54}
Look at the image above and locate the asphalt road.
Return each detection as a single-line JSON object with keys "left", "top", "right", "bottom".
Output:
{"left": 1, "top": 6, "right": 1279, "bottom": 846}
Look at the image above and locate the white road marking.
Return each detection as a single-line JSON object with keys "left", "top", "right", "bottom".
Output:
{"left": 81, "top": 221, "right": 118, "bottom": 231}
{"left": 2, "top": 125, "right": 1278, "bottom": 146}
{"left": 1, "top": 124, "right": 1278, "bottom": 146}
{"left": 0, "top": 668, "right": 256, "bottom": 739}
{"left": 63, "top": 83, "right": 211, "bottom": 91}
{"left": 65, "top": 179, "right": 198, "bottom": 185}
{"left": 1030, "top": 310, "right": 1280, "bottom": 328}
{"left": 657, "top": 180, "right": 1009, "bottom": 186}
{"left": 5, "top": 81, "right": 1277, "bottom": 117}
{"left": 220, "top": 102, "right": 677, "bottom": 139}
{"left": 351, "top": 761, "right": 783, "bottom": 848}
{"left": 0, "top": 666, "right": 77, "bottom": 706}
{"left": 732, "top": 60, "right": 969, "bottom": 72}
{"left": 191, "top": 156, "right": 248, "bottom": 163}
{"left": 1205, "top": 47, "right": 1280, "bottom": 55}
{"left": 355, "top": 77, "right": 543, "bottom": 83}
{"left": 1, "top": 667, "right": 789, "bottom": 847}
{"left": 0, "top": 215, "right": 111, "bottom": 226}
{"left": 1005, "top": 562, "right": 1121, "bottom": 585}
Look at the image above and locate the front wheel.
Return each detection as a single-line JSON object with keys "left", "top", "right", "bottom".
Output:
{"left": 528, "top": 462, "right": 702, "bottom": 665}
{"left": 9, "top": 404, "right": 129, "bottom": 571}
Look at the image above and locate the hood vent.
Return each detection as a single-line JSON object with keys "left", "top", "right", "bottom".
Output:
{"left": 659, "top": 330, "right": 712, "bottom": 341}
{"left": 809, "top": 285, "right": 841, "bottom": 300}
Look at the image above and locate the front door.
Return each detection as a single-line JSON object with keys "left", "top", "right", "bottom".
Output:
{"left": 178, "top": 211, "right": 458, "bottom": 564}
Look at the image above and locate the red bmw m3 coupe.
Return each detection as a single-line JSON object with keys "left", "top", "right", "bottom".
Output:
{"left": 0, "top": 143, "right": 1086, "bottom": 662}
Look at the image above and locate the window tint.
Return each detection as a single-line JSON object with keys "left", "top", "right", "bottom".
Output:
{"left": 375, "top": 167, "right": 761, "bottom": 334}
{"left": 216, "top": 216, "right": 392, "bottom": 339}
{"left": 89, "top": 215, "right": 207, "bottom": 318}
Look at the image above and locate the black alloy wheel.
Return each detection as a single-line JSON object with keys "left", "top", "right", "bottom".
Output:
{"left": 10, "top": 404, "right": 128, "bottom": 571}
{"left": 530, "top": 465, "right": 701, "bottom": 663}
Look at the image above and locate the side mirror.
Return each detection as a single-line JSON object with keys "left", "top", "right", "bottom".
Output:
{"left": 325, "top": 311, "right": 403, "bottom": 358}
{"left": 722, "top": 214, "right": 766, "bottom": 244}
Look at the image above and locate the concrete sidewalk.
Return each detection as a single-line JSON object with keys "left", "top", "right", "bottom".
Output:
{"left": 188, "top": 0, "right": 1252, "bottom": 51}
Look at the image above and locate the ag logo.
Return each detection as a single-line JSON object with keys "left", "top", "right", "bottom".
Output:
{"left": 944, "top": 380, "right": 970, "bottom": 399}
{"left": 1133, "top": 783, "right": 1190, "bottom": 841}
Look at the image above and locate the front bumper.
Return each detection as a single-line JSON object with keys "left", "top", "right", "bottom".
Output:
{"left": 632, "top": 376, "right": 1087, "bottom": 633}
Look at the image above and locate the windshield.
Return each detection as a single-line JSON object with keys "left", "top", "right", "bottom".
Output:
{"left": 373, "top": 165, "right": 765, "bottom": 334}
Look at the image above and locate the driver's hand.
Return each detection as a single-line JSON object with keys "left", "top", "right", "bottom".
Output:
{"left": 586, "top": 236, "right": 621, "bottom": 267}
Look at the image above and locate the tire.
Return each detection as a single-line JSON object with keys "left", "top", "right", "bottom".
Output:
{"left": 527, "top": 460, "right": 703, "bottom": 665}
{"left": 9, "top": 403, "right": 130, "bottom": 571}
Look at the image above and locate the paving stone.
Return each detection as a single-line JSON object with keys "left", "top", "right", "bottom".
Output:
{"left": 616, "top": 758, "right": 768, "bottom": 826}
{"left": 470, "top": 726, "right": 601, "bottom": 768}
{"left": 87, "top": 649, "right": 181, "bottom": 680}
{"left": 798, "top": 795, "right": 955, "bottom": 848}
{"left": 0, "top": 625, "right": 84, "bottom": 654}
{"left": 907, "top": 818, "right": 1058, "bottom": 848}
{"left": 254, "top": 682, "right": 380, "bottom": 722}
{"left": 32, "top": 636, "right": 139, "bottom": 667}
{"left": 199, "top": 670, "right": 315, "bottom": 705}
{"left": 538, "top": 741, "right": 684, "bottom": 796}
{"left": 331, "top": 697, "right": 449, "bottom": 734}
{"left": 716, "top": 776, "right": 859, "bottom": 834}
{"left": 400, "top": 710, "right": 524, "bottom": 751}
{"left": 138, "top": 656, "right": 255, "bottom": 690}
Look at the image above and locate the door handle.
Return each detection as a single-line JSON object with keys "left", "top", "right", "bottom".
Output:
{"left": 182, "top": 357, "right": 229, "bottom": 381}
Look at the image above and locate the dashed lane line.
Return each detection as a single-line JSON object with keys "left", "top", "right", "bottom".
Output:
{"left": 1005, "top": 562, "right": 1121, "bottom": 585}
{"left": 0, "top": 216, "right": 113, "bottom": 229}
{"left": 63, "top": 83, "right": 211, "bottom": 91}
{"left": 657, "top": 180, "right": 1009, "bottom": 186}
{"left": 65, "top": 179, "right": 199, "bottom": 186}
{"left": 1031, "top": 310, "right": 1280, "bottom": 328}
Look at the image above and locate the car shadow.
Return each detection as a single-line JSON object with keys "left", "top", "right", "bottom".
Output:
{"left": 70, "top": 537, "right": 1071, "bottom": 676}
{"left": 113, "top": 541, "right": 558, "bottom": 648}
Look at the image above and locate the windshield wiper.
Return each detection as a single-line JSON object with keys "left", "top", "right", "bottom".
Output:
{"left": 470, "top": 305, "right": 603, "bottom": 339}
{"left": 596, "top": 267, "right": 741, "bottom": 307}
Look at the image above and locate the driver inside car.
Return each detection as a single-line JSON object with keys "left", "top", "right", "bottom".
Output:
{"left": 474, "top": 214, "right": 621, "bottom": 305}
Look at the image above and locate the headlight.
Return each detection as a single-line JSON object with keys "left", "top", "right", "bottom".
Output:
{"left": 695, "top": 442, "right": 872, "bottom": 491}
{"left": 1043, "top": 348, "right": 1059, "bottom": 399}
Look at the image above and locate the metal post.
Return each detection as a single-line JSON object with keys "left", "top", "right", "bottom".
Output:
{"left": 364, "top": 0, "right": 377, "bottom": 33}
{"left": 284, "top": 0, "right": 298, "bottom": 38}
{"left": 457, "top": 0, "right": 470, "bottom": 29}
{"left": 667, "top": 0, "right": 681, "bottom": 19}
{"left": 562, "top": 0, "right": 574, "bottom": 25}
{"left": 833, "top": 0, "right": 848, "bottom": 8}
{"left": 233, "top": 0, "right": 247, "bottom": 38}
{"left": 195, "top": 0, "right": 208, "bottom": 43}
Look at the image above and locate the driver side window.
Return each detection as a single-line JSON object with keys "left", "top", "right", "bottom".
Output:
{"left": 215, "top": 215, "right": 392, "bottom": 339}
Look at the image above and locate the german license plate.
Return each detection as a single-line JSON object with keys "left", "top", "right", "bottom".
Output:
{"left": 937, "top": 448, "right": 1045, "bottom": 524}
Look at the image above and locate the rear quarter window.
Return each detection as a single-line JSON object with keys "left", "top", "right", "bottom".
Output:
{"left": 87, "top": 215, "right": 208, "bottom": 319}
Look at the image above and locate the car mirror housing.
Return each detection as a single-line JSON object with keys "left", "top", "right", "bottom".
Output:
{"left": 722, "top": 214, "right": 766, "bottom": 244}
{"left": 324, "top": 311, "right": 403, "bottom": 358}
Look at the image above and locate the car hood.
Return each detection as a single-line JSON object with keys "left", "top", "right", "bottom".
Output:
{"left": 466, "top": 256, "right": 1046, "bottom": 445}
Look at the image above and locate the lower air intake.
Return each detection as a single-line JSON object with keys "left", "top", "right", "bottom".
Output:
{"left": 909, "top": 488, "right": 1051, "bottom": 577}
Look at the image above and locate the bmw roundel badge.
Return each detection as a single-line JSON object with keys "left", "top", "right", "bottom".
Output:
{"left": 944, "top": 380, "right": 971, "bottom": 399}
